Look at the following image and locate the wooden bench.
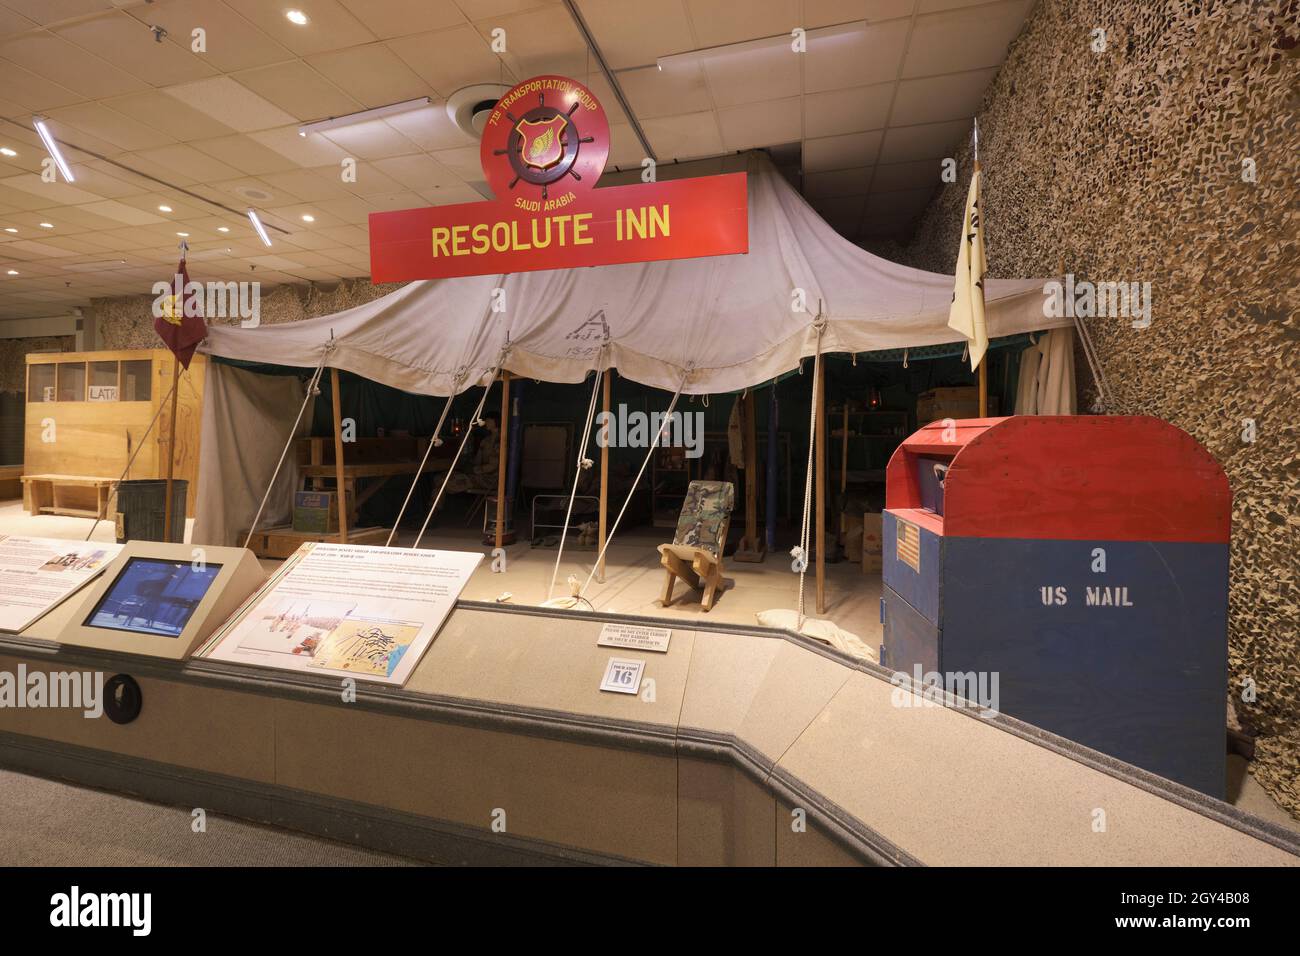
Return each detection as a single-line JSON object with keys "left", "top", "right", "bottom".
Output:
{"left": 0, "top": 465, "right": 22, "bottom": 501}
{"left": 21, "top": 474, "right": 116, "bottom": 519}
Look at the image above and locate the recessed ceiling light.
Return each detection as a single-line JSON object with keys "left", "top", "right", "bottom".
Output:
{"left": 217, "top": 226, "right": 230, "bottom": 233}
{"left": 177, "top": 232, "right": 189, "bottom": 237}
{"left": 3, "top": 228, "right": 15, "bottom": 234}
{"left": 0, "top": 148, "right": 15, "bottom": 157}
{"left": 39, "top": 222, "right": 53, "bottom": 228}
{"left": 6, "top": 270, "right": 17, "bottom": 276}
{"left": 301, "top": 214, "right": 315, "bottom": 222}
{"left": 286, "top": 10, "right": 309, "bottom": 26}
{"left": 159, "top": 205, "right": 172, "bottom": 212}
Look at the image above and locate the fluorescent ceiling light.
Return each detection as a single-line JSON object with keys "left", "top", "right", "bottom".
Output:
{"left": 286, "top": 10, "right": 309, "bottom": 25}
{"left": 247, "top": 208, "right": 272, "bottom": 247}
{"left": 298, "top": 97, "right": 432, "bottom": 137}
{"left": 32, "top": 116, "right": 74, "bottom": 183}
{"left": 0, "top": 147, "right": 15, "bottom": 157}
{"left": 656, "top": 19, "right": 867, "bottom": 70}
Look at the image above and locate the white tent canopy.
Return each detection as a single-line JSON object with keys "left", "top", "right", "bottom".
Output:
{"left": 200, "top": 152, "right": 1065, "bottom": 397}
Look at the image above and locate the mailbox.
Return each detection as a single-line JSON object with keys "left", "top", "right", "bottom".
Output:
{"left": 880, "top": 416, "right": 1230, "bottom": 797}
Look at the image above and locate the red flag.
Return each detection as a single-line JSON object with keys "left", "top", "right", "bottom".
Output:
{"left": 153, "top": 254, "right": 206, "bottom": 368}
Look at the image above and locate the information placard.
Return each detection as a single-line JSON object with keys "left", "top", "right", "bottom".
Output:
{"left": 201, "top": 542, "right": 481, "bottom": 685}
{"left": 0, "top": 535, "right": 122, "bottom": 633}
{"left": 597, "top": 622, "right": 671, "bottom": 653}
{"left": 599, "top": 657, "right": 645, "bottom": 695}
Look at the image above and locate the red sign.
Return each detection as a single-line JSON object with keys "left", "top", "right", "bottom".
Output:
{"left": 369, "top": 74, "right": 748, "bottom": 282}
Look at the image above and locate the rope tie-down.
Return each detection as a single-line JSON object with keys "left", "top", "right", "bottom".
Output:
{"left": 544, "top": 341, "right": 608, "bottom": 605}
{"left": 410, "top": 346, "right": 512, "bottom": 551}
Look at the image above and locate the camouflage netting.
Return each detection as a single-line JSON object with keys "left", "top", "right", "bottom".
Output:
{"left": 92, "top": 277, "right": 403, "bottom": 351}
{"left": 872, "top": 0, "right": 1298, "bottom": 815}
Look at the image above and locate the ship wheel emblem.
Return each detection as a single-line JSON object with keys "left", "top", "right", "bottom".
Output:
{"left": 494, "top": 92, "right": 595, "bottom": 199}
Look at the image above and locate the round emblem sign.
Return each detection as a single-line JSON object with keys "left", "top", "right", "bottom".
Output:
{"left": 479, "top": 75, "right": 610, "bottom": 202}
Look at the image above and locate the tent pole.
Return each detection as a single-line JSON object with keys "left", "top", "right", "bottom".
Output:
{"left": 494, "top": 372, "right": 510, "bottom": 549}
{"left": 975, "top": 153, "right": 987, "bottom": 418}
{"left": 816, "top": 359, "right": 827, "bottom": 615}
{"left": 597, "top": 369, "right": 610, "bottom": 583}
{"left": 330, "top": 367, "right": 348, "bottom": 544}
{"left": 734, "top": 389, "right": 764, "bottom": 562}
{"left": 840, "top": 402, "right": 848, "bottom": 494}
{"left": 162, "top": 356, "right": 181, "bottom": 542}
{"left": 765, "top": 383, "right": 778, "bottom": 553}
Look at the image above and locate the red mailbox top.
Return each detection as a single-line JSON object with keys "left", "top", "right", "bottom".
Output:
{"left": 885, "top": 415, "right": 1230, "bottom": 543}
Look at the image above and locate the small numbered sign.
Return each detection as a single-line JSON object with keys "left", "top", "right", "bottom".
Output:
{"left": 599, "top": 657, "right": 645, "bottom": 695}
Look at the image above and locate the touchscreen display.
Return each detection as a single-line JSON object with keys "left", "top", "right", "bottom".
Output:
{"left": 84, "top": 558, "right": 222, "bottom": 638}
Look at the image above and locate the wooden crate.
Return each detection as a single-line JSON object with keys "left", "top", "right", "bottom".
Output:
{"left": 241, "top": 524, "right": 389, "bottom": 560}
{"left": 24, "top": 349, "right": 205, "bottom": 517}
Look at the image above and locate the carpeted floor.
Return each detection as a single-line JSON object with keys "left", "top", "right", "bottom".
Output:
{"left": 0, "top": 769, "right": 422, "bottom": 866}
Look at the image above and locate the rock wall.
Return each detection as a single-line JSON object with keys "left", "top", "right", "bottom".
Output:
{"left": 886, "top": 0, "right": 1298, "bottom": 813}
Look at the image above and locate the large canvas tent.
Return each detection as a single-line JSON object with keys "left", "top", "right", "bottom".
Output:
{"left": 194, "top": 152, "right": 1068, "bottom": 547}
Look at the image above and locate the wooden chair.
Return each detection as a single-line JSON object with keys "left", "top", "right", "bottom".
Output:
{"left": 658, "top": 480, "right": 735, "bottom": 612}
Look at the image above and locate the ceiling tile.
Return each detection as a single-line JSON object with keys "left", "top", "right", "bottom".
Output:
{"left": 876, "top": 117, "right": 967, "bottom": 162}
{"left": 803, "top": 130, "right": 883, "bottom": 172}
{"left": 804, "top": 166, "right": 870, "bottom": 199}
{"left": 44, "top": 104, "right": 178, "bottom": 152}
{"left": 891, "top": 67, "right": 998, "bottom": 125}
{"left": 642, "top": 110, "right": 724, "bottom": 160}
{"left": 870, "top": 158, "right": 943, "bottom": 192}
{"left": 902, "top": 0, "right": 1032, "bottom": 78}
{"left": 320, "top": 119, "right": 423, "bottom": 160}
{"left": 165, "top": 77, "right": 299, "bottom": 132}
{"left": 385, "top": 24, "right": 505, "bottom": 97}
{"left": 804, "top": 16, "right": 909, "bottom": 92}
{"left": 0, "top": 32, "right": 146, "bottom": 99}
{"left": 571, "top": 0, "right": 694, "bottom": 70}
{"left": 234, "top": 61, "right": 364, "bottom": 122}
{"left": 803, "top": 83, "right": 894, "bottom": 137}
{"left": 615, "top": 64, "right": 713, "bottom": 120}
{"left": 338, "top": 0, "right": 466, "bottom": 40}
{"left": 222, "top": 0, "right": 379, "bottom": 56}
{"left": 304, "top": 43, "right": 433, "bottom": 109}
{"left": 53, "top": 10, "right": 218, "bottom": 87}
{"left": 145, "top": 0, "right": 297, "bottom": 72}
{"left": 685, "top": 0, "right": 800, "bottom": 48}
{"left": 716, "top": 96, "right": 801, "bottom": 151}
{"left": 805, "top": 1, "right": 916, "bottom": 27}
{"left": 701, "top": 42, "right": 800, "bottom": 109}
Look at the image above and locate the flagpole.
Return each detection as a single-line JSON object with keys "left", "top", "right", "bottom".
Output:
{"left": 162, "top": 240, "right": 186, "bottom": 543}
{"left": 973, "top": 119, "right": 988, "bottom": 418}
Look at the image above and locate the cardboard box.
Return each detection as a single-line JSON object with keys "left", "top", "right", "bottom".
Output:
{"left": 916, "top": 387, "right": 997, "bottom": 424}
{"left": 862, "top": 512, "right": 883, "bottom": 573}
{"left": 292, "top": 489, "right": 352, "bottom": 533}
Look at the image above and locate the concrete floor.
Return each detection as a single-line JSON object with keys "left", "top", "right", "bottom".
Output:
{"left": 0, "top": 496, "right": 1293, "bottom": 833}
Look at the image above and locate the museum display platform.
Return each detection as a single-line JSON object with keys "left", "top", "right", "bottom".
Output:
{"left": 3, "top": 592, "right": 1297, "bottom": 866}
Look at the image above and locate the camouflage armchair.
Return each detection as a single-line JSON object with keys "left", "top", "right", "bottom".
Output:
{"left": 657, "top": 480, "right": 735, "bottom": 611}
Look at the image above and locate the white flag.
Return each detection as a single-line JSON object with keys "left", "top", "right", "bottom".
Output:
{"left": 948, "top": 170, "right": 987, "bottom": 370}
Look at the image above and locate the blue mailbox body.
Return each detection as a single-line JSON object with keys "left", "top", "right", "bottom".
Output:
{"left": 880, "top": 416, "right": 1230, "bottom": 797}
